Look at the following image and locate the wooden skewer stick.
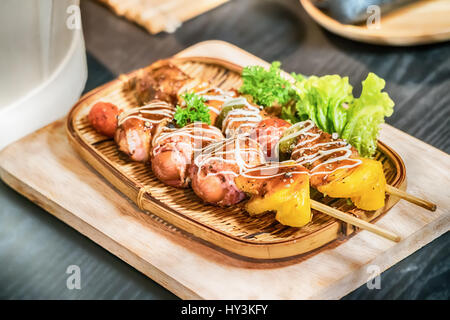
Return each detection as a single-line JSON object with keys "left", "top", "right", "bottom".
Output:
{"left": 386, "top": 185, "right": 436, "bottom": 212}
{"left": 311, "top": 200, "right": 401, "bottom": 242}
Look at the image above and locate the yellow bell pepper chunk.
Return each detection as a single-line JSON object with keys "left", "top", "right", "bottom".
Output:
{"left": 317, "top": 158, "right": 386, "bottom": 211}
{"left": 351, "top": 172, "right": 386, "bottom": 211}
{"left": 236, "top": 166, "right": 312, "bottom": 227}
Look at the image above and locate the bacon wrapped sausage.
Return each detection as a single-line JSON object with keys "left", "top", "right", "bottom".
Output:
{"left": 251, "top": 118, "right": 291, "bottom": 161}
{"left": 285, "top": 120, "right": 386, "bottom": 210}
{"left": 114, "top": 100, "right": 175, "bottom": 162}
{"left": 151, "top": 123, "right": 224, "bottom": 188}
{"left": 190, "top": 135, "right": 265, "bottom": 206}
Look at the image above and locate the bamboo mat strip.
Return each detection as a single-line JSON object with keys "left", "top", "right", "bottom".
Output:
{"left": 97, "top": 0, "right": 229, "bottom": 34}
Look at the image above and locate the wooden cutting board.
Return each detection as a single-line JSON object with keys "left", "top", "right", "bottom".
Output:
{"left": 0, "top": 41, "right": 448, "bottom": 299}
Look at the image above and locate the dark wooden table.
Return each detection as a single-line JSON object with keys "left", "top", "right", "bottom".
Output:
{"left": 0, "top": 0, "right": 448, "bottom": 299}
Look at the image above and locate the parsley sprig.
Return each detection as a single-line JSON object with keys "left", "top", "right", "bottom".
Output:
{"left": 239, "top": 61, "right": 303, "bottom": 108}
{"left": 174, "top": 92, "right": 211, "bottom": 127}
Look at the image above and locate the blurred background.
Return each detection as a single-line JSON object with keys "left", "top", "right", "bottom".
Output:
{"left": 0, "top": 0, "right": 86, "bottom": 149}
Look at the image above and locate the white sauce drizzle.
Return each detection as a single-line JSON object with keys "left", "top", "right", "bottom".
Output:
{"left": 139, "top": 94, "right": 360, "bottom": 187}
{"left": 194, "top": 87, "right": 237, "bottom": 115}
{"left": 118, "top": 100, "right": 175, "bottom": 126}
{"left": 152, "top": 122, "right": 223, "bottom": 157}
{"left": 222, "top": 100, "right": 262, "bottom": 137}
{"left": 278, "top": 120, "right": 362, "bottom": 176}
{"left": 187, "top": 86, "right": 263, "bottom": 137}
{"left": 240, "top": 161, "right": 308, "bottom": 179}
{"left": 193, "top": 134, "right": 265, "bottom": 178}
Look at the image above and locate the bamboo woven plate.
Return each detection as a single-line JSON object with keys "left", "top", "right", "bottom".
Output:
{"left": 300, "top": 0, "right": 450, "bottom": 46}
{"left": 66, "top": 56, "right": 406, "bottom": 260}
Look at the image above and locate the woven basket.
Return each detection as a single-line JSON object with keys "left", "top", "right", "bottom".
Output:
{"left": 66, "top": 57, "right": 406, "bottom": 259}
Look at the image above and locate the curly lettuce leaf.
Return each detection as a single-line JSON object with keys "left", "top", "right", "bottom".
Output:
{"left": 294, "top": 75, "right": 353, "bottom": 133}
{"left": 341, "top": 72, "right": 394, "bottom": 157}
{"left": 239, "top": 60, "right": 394, "bottom": 158}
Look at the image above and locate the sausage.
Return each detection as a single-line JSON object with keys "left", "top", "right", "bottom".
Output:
{"left": 114, "top": 118, "right": 152, "bottom": 162}
{"left": 251, "top": 118, "right": 291, "bottom": 161}
{"left": 88, "top": 102, "right": 120, "bottom": 137}
{"left": 289, "top": 121, "right": 360, "bottom": 187}
{"left": 190, "top": 136, "right": 265, "bottom": 206}
{"left": 114, "top": 100, "right": 175, "bottom": 162}
{"left": 288, "top": 120, "right": 386, "bottom": 211}
{"left": 151, "top": 123, "right": 224, "bottom": 188}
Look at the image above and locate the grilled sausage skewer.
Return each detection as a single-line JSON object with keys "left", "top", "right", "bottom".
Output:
{"left": 86, "top": 61, "right": 432, "bottom": 241}
{"left": 219, "top": 117, "right": 400, "bottom": 241}
{"left": 88, "top": 63, "right": 193, "bottom": 161}
{"left": 149, "top": 86, "right": 242, "bottom": 188}
{"left": 235, "top": 152, "right": 401, "bottom": 241}
{"left": 282, "top": 120, "right": 436, "bottom": 211}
